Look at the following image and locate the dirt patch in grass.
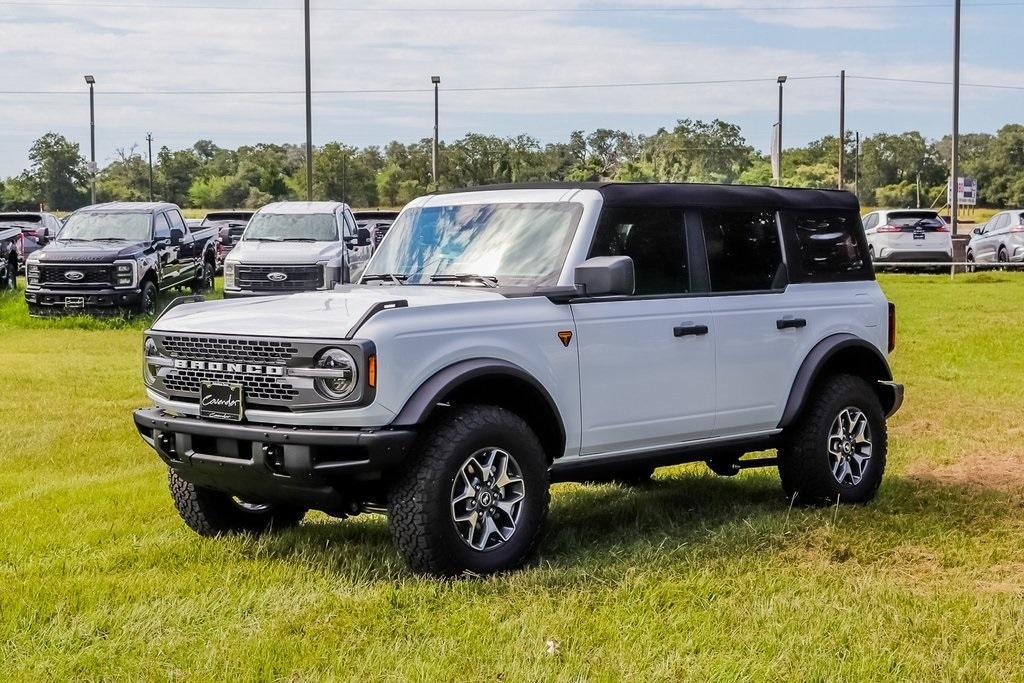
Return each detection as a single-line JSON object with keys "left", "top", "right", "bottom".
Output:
{"left": 910, "top": 451, "right": 1024, "bottom": 493}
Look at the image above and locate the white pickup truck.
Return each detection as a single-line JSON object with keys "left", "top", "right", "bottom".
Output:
{"left": 222, "top": 201, "right": 372, "bottom": 298}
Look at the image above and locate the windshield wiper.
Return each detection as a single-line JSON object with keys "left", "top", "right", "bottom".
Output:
{"left": 244, "top": 237, "right": 281, "bottom": 242}
{"left": 281, "top": 237, "right": 317, "bottom": 242}
{"left": 429, "top": 274, "right": 499, "bottom": 288}
{"left": 93, "top": 237, "right": 129, "bottom": 241}
{"left": 362, "top": 273, "right": 408, "bottom": 285}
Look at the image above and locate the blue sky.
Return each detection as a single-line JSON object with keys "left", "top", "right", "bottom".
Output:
{"left": 0, "top": 0, "right": 1022, "bottom": 178}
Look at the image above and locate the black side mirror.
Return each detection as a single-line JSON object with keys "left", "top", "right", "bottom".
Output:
{"left": 357, "top": 227, "right": 372, "bottom": 247}
{"left": 169, "top": 228, "right": 184, "bottom": 246}
{"left": 36, "top": 228, "right": 51, "bottom": 247}
{"left": 972, "top": 227, "right": 983, "bottom": 236}
{"left": 574, "top": 256, "right": 635, "bottom": 297}
{"left": 219, "top": 227, "right": 233, "bottom": 246}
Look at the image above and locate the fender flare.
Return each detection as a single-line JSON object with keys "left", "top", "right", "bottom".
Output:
{"left": 778, "top": 334, "right": 894, "bottom": 429}
{"left": 391, "top": 358, "right": 566, "bottom": 449}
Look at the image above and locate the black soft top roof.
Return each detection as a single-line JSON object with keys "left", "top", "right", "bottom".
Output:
{"left": 436, "top": 182, "right": 859, "bottom": 212}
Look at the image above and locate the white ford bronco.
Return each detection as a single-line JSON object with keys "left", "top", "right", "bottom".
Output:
{"left": 134, "top": 183, "right": 903, "bottom": 576}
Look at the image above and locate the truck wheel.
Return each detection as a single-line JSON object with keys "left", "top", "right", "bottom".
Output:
{"left": 137, "top": 280, "right": 157, "bottom": 316}
{"left": 168, "top": 469, "right": 305, "bottom": 536}
{"left": 779, "top": 374, "right": 886, "bottom": 506}
{"left": 2, "top": 258, "right": 15, "bottom": 290}
{"left": 192, "top": 259, "right": 214, "bottom": 294}
{"left": 387, "top": 404, "right": 550, "bottom": 577}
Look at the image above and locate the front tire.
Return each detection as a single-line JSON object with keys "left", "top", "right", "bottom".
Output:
{"left": 137, "top": 280, "right": 158, "bottom": 316}
{"left": 387, "top": 405, "right": 550, "bottom": 577}
{"left": 168, "top": 469, "right": 305, "bottom": 536}
{"left": 2, "top": 258, "right": 16, "bottom": 290}
{"left": 778, "top": 374, "right": 886, "bottom": 505}
{"left": 965, "top": 250, "right": 976, "bottom": 273}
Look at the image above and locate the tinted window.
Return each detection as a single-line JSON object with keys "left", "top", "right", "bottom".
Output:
{"left": 154, "top": 213, "right": 171, "bottom": 239}
{"left": 590, "top": 207, "right": 688, "bottom": 295}
{"left": 862, "top": 213, "right": 878, "bottom": 231}
{"left": 788, "top": 211, "right": 866, "bottom": 277}
{"left": 166, "top": 210, "right": 187, "bottom": 234}
{"left": 991, "top": 213, "right": 1009, "bottom": 231}
{"left": 701, "top": 209, "right": 783, "bottom": 292}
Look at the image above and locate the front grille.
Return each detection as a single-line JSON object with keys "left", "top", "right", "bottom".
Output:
{"left": 236, "top": 264, "right": 324, "bottom": 291}
{"left": 161, "top": 335, "right": 298, "bottom": 365}
{"left": 374, "top": 226, "right": 390, "bottom": 244}
{"left": 163, "top": 369, "right": 299, "bottom": 402}
{"left": 39, "top": 264, "right": 113, "bottom": 286}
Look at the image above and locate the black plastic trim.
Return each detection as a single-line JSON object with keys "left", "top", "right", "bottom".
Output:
{"left": 778, "top": 334, "right": 894, "bottom": 428}
{"left": 345, "top": 299, "right": 409, "bottom": 338}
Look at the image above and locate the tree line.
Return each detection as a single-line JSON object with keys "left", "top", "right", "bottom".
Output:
{"left": 1, "top": 119, "right": 1022, "bottom": 212}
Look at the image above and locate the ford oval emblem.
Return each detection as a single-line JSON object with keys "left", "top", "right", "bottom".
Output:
{"left": 267, "top": 271, "right": 288, "bottom": 282}
{"left": 65, "top": 270, "right": 85, "bottom": 281}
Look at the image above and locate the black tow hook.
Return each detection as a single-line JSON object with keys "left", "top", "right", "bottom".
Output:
{"left": 263, "top": 443, "right": 286, "bottom": 473}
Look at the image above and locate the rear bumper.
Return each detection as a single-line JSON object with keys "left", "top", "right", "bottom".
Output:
{"left": 26, "top": 286, "right": 142, "bottom": 313}
{"left": 133, "top": 407, "right": 416, "bottom": 511}
{"left": 873, "top": 250, "right": 952, "bottom": 263}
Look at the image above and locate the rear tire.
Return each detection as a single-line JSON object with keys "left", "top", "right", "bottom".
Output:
{"left": 965, "top": 250, "right": 976, "bottom": 273}
{"left": 779, "top": 374, "right": 886, "bottom": 506}
{"left": 387, "top": 405, "right": 550, "bottom": 577}
{"left": 192, "top": 259, "right": 214, "bottom": 294}
{"left": 168, "top": 469, "right": 305, "bottom": 537}
{"left": 2, "top": 258, "right": 15, "bottom": 290}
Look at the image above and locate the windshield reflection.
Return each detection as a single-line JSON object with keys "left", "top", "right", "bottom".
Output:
{"left": 364, "top": 202, "right": 583, "bottom": 287}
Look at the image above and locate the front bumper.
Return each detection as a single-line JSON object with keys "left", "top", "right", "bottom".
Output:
{"left": 879, "top": 381, "right": 904, "bottom": 418}
{"left": 133, "top": 408, "right": 416, "bottom": 511}
{"left": 26, "top": 286, "right": 142, "bottom": 313}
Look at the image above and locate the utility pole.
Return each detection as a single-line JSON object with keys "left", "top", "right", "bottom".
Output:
{"left": 950, "top": 0, "right": 962, "bottom": 236}
{"left": 839, "top": 69, "right": 846, "bottom": 190}
{"left": 431, "top": 75, "right": 441, "bottom": 189}
{"left": 85, "top": 75, "right": 96, "bottom": 204}
{"left": 304, "top": 0, "right": 314, "bottom": 201}
{"left": 777, "top": 76, "right": 787, "bottom": 186}
{"left": 146, "top": 133, "right": 154, "bottom": 202}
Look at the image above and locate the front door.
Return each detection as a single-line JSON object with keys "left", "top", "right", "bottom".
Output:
{"left": 572, "top": 206, "right": 716, "bottom": 457}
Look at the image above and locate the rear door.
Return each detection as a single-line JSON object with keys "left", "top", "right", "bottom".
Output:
{"left": 985, "top": 213, "right": 1010, "bottom": 261}
{"left": 572, "top": 206, "right": 716, "bottom": 456}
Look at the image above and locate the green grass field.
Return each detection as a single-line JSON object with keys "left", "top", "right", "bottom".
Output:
{"left": 2, "top": 274, "right": 1023, "bottom": 680}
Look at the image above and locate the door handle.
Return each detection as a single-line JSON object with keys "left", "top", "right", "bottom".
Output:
{"left": 674, "top": 323, "right": 709, "bottom": 338}
{"left": 777, "top": 317, "right": 807, "bottom": 330}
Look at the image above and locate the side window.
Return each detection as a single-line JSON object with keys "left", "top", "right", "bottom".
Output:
{"left": 589, "top": 207, "right": 688, "bottom": 296}
{"left": 785, "top": 211, "right": 868, "bottom": 280}
{"left": 701, "top": 209, "right": 783, "bottom": 292}
{"left": 166, "top": 210, "right": 187, "bottom": 234}
{"left": 991, "top": 213, "right": 1009, "bottom": 231}
{"left": 153, "top": 213, "right": 171, "bottom": 240}
{"left": 862, "top": 213, "right": 878, "bottom": 231}
{"left": 342, "top": 211, "right": 355, "bottom": 238}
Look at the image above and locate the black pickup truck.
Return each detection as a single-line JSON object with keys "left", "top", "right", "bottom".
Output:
{"left": 25, "top": 202, "right": 217, "bottom": 316}
{"left": 0, "top": 224, "right": 23, "bottom": 290}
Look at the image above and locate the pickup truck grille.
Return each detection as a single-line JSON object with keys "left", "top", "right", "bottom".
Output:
{"left": 163, "top": 368, "right": 299, "bottom": 402}
{"left": 160, "top": 335, "right": 298, "bottom": 365}
{"left": 38, "top": 264, "right": 113, "bottom": 287}
{"left": 236, "top": 264, "right": 324, "bottom": 291}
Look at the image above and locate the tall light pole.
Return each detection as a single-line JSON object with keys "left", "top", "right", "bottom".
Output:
{"left": 950, "top": 0, "right": 962, "bottom": 236}
{"left": 839, "top": 69, "right": 846, "bottom": 190}
{"left": 432, "top": 75, "right": 441, "bottom": 189}
{"left": 776, "top": 76, "right": 787, "bottom": 186}
{"left": 304, "top": 0, "right": 313, "bottom": 201}
{"left": 85, "top": 75, "right": 96, "bottom": 204}
{"left": 146, "top": 132, "right": 154, "bottom": 202}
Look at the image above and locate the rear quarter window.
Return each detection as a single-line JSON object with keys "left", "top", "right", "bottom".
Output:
{"left": 782, "top": 210, "right": 873, "bottom": 283}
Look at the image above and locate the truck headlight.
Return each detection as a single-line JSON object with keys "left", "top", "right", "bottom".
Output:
{"left": 143, "top": 337, "right": 159, "bottom": 385}
{"left": 114, "top": 261, "right": 136, "bottom": 288}
{"left": 224, "top": 263, "right": 236, "bottom": 288}
{"left": 27, "top": 263, "right": 39, "bottom": 285}
{"left": 312, "top": 348, "right": 357, "bottom": 400}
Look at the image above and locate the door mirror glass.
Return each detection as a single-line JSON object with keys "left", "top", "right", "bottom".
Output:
{"left": 169, "top": 228, "right": 184, "bottom": 245}
{"left": 972, "top": 226, "right": 983, "bottom": 236}
{"left": 219, "top": 226, "right": 233, "bottom": 246}
{"left": 574, "top": 256, "right": 635, "bottom": 297}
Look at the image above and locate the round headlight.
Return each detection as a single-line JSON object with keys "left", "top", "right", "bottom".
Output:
{"left": 143, "top": 337, "right": 159, "bottom": 384}
{"left": 314, "top": 348, "right": 358, "bottom": 400}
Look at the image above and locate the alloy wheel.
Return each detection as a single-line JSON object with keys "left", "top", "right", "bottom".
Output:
{"left": 450, "top": 447, "right": 526, "bottom": 551}
{"left": 827, "top": 407, "right": 873, "bottom": 486}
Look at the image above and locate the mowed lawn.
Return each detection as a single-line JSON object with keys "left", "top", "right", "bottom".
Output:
{"left": 2, "top": 274, "right": 1023, "bottom": 681}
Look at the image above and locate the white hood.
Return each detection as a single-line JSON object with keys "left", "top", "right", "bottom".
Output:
{"left": 227, "top": 240, "right": 342, "bottom": 265}
{"left": 153, "top": 284, "right": 507, "bottom": 338}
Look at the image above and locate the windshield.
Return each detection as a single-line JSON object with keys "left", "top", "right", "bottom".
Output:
{"left": 364, "top": 202, "right": 583, "bottom": 287}
{"left": 59, "top": 213, "right": 152, "bottom": 241}
{"left": 243, "top": 213, "right": 338, "bottom": 242}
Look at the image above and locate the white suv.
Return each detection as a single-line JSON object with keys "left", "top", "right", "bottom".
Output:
{"left": 222, "top": 201, "right": 372, "bottom": 297}
{"left": 862, "top": 209, "right": 953, "bottom": 265}
{"left": 134, "top": 183, "right": 903, "bottom": 576}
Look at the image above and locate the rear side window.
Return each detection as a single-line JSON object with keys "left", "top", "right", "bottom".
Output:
{"left": 589, "top": 207, "right": 688, "bottom": 296}
{"left": 786, "top": 211, "right": 867, "bottom": 279}
{"left": 701, "top": 209, "right": 783, "bottom": 292}
{"left": 166, "top": 210, "right": 187, "bottom": 234}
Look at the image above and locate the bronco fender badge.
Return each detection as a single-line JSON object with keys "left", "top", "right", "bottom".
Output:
{"left": 557, "top": 330, "right": 573, "bottom": 348}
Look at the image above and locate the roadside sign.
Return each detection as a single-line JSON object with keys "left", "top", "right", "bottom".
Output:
{"left": 948, "top": 177, "right": 977, "bottom": 206}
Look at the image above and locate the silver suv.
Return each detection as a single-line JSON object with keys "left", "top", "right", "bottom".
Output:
{"left": 967, "top": 209, "right": 1024, "bottom": 266}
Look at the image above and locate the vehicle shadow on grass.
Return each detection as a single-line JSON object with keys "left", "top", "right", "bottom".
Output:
{"left": 255, "top": 466, "right": 1017, "bottom": 581}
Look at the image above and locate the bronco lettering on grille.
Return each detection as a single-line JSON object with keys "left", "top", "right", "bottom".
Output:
{"left": 173, "top": 359, "right": 285, "bottom": 376}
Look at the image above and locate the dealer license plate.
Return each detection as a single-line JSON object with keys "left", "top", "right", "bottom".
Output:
{"left": 200, "top": 382, "right": 245, "bottom": 421}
